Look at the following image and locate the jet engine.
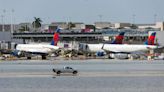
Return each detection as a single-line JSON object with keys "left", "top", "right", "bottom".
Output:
{"left": 96, "top": 51, "right": 106, "bottom": 56}
{"left": 11, "top": 50, "right": 24, "bottom": 57}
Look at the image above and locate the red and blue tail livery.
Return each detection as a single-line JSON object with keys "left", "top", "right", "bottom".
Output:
{"left": 144, "top": 32, "right": 156, "bottom": 45}
{"left": 111, "top": 32, "right": 125, "bottom": 44}
{"left": 51, "top": 27, "right": 60, "bottom": 46}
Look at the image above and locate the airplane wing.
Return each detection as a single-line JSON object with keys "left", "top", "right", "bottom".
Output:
{"left": 101, "top": 44, "right": 121, "bottom": 53}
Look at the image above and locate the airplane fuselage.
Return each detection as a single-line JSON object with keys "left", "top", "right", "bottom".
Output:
{"left": 16, "top": 44, "right": 59, "bottom": 54}
{"left": 87, "top": 44, "right": 158, "bottom": 53}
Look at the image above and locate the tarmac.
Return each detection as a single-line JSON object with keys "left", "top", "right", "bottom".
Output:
{"left": 0, "top": 59, "right": 164, "bottom": 92}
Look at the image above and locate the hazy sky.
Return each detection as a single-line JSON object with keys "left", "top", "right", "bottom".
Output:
{"left": 0, "top": 0, "right": 163, "bottom": 24}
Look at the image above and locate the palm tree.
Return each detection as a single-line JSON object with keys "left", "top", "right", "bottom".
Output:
{"left": 32, "top": 17, "right": 42, "bottom": 31}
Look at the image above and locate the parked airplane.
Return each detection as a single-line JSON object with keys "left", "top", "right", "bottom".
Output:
{"left": 79, "top": 32, "right": 125, "bottom": 56}
{"left": 80, "top": 32, "right": 158, "bottom": 59}
{"left": 12, "top": 28, "right": 61, "bottom": 59}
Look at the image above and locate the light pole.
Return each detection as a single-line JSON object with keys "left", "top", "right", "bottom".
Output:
{"left": 1, "top": 15, "right": 4, "bottom": 31}
{"left": 2, "top": 9, "right": 6, "bottom": 32}
{"left": 3, "top": 9, "right": 6, "bottom": 31}
{"left": 98, "top": 15, "right": 102, "bottom": 22}
{"left": 132, "top": 14, "right": 136, "bottom": 24}
{"left": 154, "top": 14, "right": 157, "bottom": 24}
{"left": 11, "top": 9, "right": 14, "bottom": 33}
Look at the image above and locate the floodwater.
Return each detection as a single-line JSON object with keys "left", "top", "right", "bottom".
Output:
{"left": 0, "top": 59, "right": 164, "bottom": 92}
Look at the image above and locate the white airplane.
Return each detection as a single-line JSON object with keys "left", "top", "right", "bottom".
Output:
{"left": 79, "top": 32, "right": 125, "bottom": 56}
{"left": 82, "top": 32, "right": 158, "bottom": 59}
{"left": 12, "top": 28, "right": 61, "bottom": 59}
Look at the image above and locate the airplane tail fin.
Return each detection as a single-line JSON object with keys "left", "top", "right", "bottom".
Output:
{"left": 144, "top": 32, "right": 156, "bottom": 45}
{"left": 51, "top": 27, "right": 60, "bottom": 46}
{"left": 111, "top": 32, "right": 125, "bottom": 44}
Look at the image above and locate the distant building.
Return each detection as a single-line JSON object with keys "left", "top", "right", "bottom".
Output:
{"left": 137, "top": 24, "right": 155, "bottom": 29}
{"left": 17, "top": 23, "right": 32, "bottom": 32}
{"left": 81, "top": 24, "right": 95, "bottom": 32}
{"left": 48, "top": 25, "right": 58, "bottom": 32}
{"left": 72, "top": 22, "right": 85, "bottom": 30}
{"left": 41, "top": 24, "right": 49, "bottom": 31}
{"left": 114, "top": 23, "right": 131, "bottom": 29}
{"left": 156, "top": 22, "right": 164, "bottom": 31}
{"left": 137, "top": 22, "right": 164, "bottom": 31}
{"left": 94, "top": 22, "right": 112, "bottom": 29}
{"left": 50, "top": 22, "right": 67, "bottom": 29}
{"left": 0, "top": 24, "right": 11, "bottom": 32}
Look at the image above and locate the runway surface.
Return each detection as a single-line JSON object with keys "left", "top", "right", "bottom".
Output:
{"left": 0, "top": 59, "right": 164, "bottom": 92}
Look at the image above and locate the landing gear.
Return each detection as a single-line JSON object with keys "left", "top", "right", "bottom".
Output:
{"left": 27, "top": 57, "right": 31, "bottom": 59}
{"left": 108, "top": 55, "right": 113, "bottom": 59}
{"left": 42, "top": 55, "right": 46, "bottom": 60}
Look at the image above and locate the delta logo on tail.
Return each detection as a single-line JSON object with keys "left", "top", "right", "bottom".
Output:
{"left": 144, "top": 32, "right": 156, "bottom": 45}
{"left": 111, "top": 32, "right": 125, "bottom": 44}
{"left": 51, "top": 27, "right": 60, "bottom": 46}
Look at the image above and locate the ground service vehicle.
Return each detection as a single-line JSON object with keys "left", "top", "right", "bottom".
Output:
{"left": 52, "top": 66, "right": 78, "bottom": 75}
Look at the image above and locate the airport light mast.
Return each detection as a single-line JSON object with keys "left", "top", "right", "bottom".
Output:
{"left": 1, "top": 15, "right": 4, "bottom": 32}
{"left": 11, "top": 9, "right": 14, "bottom": 33}
{"left": 132, "top": 14, "right": 136, "bottom": 24}
{"left": 154, "top": 14, "right": 157, "bottom": 24}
